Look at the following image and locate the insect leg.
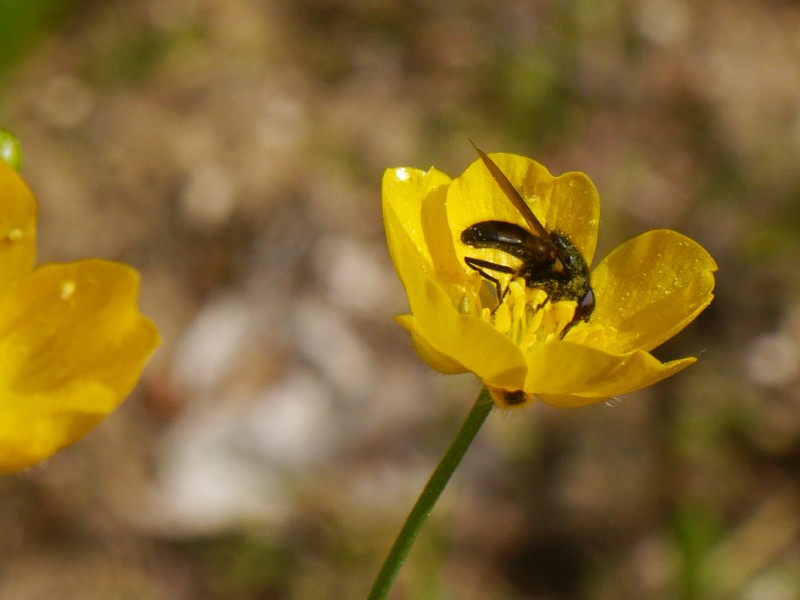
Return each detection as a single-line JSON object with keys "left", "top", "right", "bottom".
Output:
{"left": 464, "top": 256, "right": 517, "bottom": 304}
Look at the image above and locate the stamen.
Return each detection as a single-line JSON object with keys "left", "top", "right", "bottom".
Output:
{"left": 508, "top": 279, "right": 527, "bottom": 341}
{"left": 458, "top": 293, "right": 472, "bottom": 315}
{"left": 465, "top": 272, "right": 611, "bottom": 354}
{"left": 493, "top": 301, "right": 512, "bottom": 334}
{"left": 484, "top": 282, "right": 581, "bottom": 352}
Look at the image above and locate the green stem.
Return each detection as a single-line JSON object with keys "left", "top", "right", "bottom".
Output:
{"left": 366, "top": 388, "right": 493, "bottom": 600}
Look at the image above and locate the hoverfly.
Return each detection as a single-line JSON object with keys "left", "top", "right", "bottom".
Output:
{"left": 461, "top": 145, "right": 595, "bottom": 332}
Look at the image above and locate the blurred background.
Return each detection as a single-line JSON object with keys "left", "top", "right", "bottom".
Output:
{"left": 1, "top": 0, "right": 799, "bottom": 598}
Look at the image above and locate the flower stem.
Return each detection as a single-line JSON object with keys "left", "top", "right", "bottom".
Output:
{"left": 366, "top": 387, "right": 493, "bottom": 600}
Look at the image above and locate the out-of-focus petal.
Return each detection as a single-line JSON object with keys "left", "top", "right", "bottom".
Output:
{"left": 590, "top": 229, "right": 717, "bottom": 354}
{"left": 0, "top": 160, "right": 36, "bottom": 292}
{"left": 0, "top": 383, "right": 118, "bottom": 473}
{"left": 0, "top": 260, "right": 160, "bottom": 473}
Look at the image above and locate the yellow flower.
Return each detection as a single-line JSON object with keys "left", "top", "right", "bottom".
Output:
{"left": 382, "top": 151, "right": 716, "bottom": 409}
{"left": 0, "top": 160, "right": 160, "bottom": 473}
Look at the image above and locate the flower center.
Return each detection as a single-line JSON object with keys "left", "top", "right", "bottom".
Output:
{"left": 458, "top": 274, "right": 618, "bottom": 354}
{"left": 493, "top": 278, "right": 580, "bottom": 351}
{"left": 459, "top": 276, "right": 577, "bottom": 351}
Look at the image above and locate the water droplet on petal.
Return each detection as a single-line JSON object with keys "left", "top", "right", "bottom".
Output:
{"left": 60, "top": 280, "right": 76, "bottom": 301}
{"left": 5, "top": 228, "right": 23, "bottom": 242}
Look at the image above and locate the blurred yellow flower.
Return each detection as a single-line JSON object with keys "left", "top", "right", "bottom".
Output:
{"left": 0, "top": 160, "right": 159, "bottom": 473}
{"left": 383, "top": 151, "right": 716, "bottom": 408}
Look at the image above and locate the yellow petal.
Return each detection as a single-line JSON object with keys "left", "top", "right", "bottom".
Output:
{"left": 383, "top": 196, "right": 437, "bottom": 304}
{"left": 396, "top": 292, "right": 528, "bottom": 389}
{"left": 395, "top": 315, "right": 467, "bottom": 374}
{"left": 447, "top": 153, "right": 600, "bottom": 275}
{"left": 0, "top": 259, "right": 160, "bottom": 473}
{"left": 420, "top": 181, "right": 464, "bottom": 286}
{"left": 0, "top": 383, "right": 119, "bottom": 473}
{"left": 0, "top": 160, "right": 36, "bottom": 292}
{"left": 384, "top": 187, "right": 468, "bottom": 307}
{"left": 545, "top": 171, "right": 601, "bottom": 265}
{"left": 590, "top": 229, "right": 717, "bottom": 353}
{"left": 382, "top": 166, "right": 451, "bottom": 268}
{"left": 526, "top": 341, "right": 696, "bottom": 407}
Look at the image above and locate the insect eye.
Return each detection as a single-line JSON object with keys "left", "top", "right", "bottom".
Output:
{"left": 552, "top": 235, "right": 574, "bottom": 265}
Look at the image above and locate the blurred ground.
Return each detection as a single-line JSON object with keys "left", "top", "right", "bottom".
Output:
{"left": 1, "top": 0, "right": 800, "bottom": 598}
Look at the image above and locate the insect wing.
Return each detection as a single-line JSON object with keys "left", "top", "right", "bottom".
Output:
{"left": 470, "top": 141, "right": 554, "bottom": 246}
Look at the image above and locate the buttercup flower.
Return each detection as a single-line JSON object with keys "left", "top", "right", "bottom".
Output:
{"left": 0, "top": 159, "right": 159, "bottom": 473}
{"left": 383, "top": 151, "right": 716, "bottom": 408}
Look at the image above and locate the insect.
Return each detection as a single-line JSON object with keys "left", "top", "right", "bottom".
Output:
{"left": 461, "top": 144, "right": 595, "bottom": 331}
